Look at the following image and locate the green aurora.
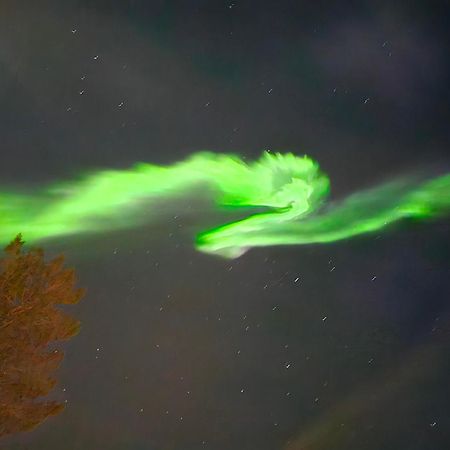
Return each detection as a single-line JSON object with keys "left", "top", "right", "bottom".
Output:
{"left": 1, "top": 152, "right": 449, "bottom": 258}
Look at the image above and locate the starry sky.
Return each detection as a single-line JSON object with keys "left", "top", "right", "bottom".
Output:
{"left": 1, "top": 1, "right": 449, "bottom": 449}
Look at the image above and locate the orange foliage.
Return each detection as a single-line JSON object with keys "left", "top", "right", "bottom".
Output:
{"left": 0, "top": 235, "right": 84, "bottom": 438}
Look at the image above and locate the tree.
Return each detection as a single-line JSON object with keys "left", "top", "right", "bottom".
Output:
{"left": 0, "top": 235, "right": 85, "bottom": 437}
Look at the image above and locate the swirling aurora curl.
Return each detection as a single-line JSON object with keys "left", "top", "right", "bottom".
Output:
{"left": 1, "top": 152, "right": 449, "bottom": 258}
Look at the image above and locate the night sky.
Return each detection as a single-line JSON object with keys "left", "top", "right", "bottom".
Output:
{"left": 1, "top": 1, "right": 449, "bottom": 450}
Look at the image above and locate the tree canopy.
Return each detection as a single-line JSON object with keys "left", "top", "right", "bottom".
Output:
{"left": 0, "top": 235, "right": 84, "bottom": 438}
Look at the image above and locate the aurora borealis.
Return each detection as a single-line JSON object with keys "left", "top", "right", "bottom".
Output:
{"left": 1, "top": 151, "right": 448, "bottom": 258}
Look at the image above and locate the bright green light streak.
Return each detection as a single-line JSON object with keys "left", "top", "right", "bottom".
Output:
{"left": 1, "top": 152, "right": 448, "bottom": 258}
